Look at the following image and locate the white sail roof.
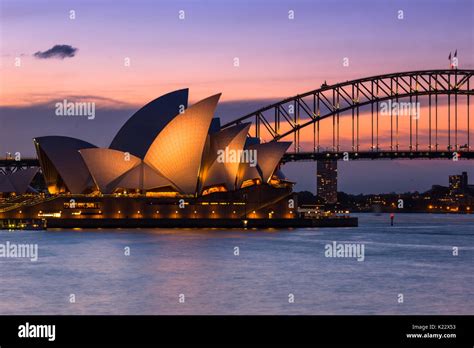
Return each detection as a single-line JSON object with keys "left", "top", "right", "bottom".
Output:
{"left": 144, "top": 94, "right": 221, "bottom": 194}
{"left": 34, "top": 136, "right": 97, "bottom": 194}
{"left": 202, "top": 123, "right": 251, "bottom": 190}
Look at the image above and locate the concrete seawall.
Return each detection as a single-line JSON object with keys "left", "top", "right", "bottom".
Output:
{"left": 44, "top": 217, "right": 358, "bottom": 229}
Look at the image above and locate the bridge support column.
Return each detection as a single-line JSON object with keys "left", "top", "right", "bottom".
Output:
{"left": 316, "top": 160, "right": 338, "bottom": 205}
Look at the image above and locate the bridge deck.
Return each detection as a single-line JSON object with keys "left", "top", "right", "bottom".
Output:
{"left": 0, "top": 158, "right": 39, "bottom": 167}
{"left": 282, "top": 151, "right": 474, "bottom": 162}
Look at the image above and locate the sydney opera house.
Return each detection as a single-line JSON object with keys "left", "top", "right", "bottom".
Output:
{"left": 0, "top": 89, "right": 299, "bottom": 227}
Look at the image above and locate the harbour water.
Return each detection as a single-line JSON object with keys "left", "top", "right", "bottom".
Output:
{"left": 0, "top": 213, "right": 472, "bottom": 315}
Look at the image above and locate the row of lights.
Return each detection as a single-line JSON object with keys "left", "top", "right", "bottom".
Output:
{"left": 428, "top": 205, "right": 471, "bottom": 211}
{"left": 113, "top": 210, "right": 253, "bottom": 215}
{"left": 21, "top": 209, "right": 294, "bottom": 218}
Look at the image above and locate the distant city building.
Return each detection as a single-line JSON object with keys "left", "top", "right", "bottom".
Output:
{"left": 449, "top": 171, "right": 468, "bottom": 195}
{"left": 334, "top": 171, "right": 474, "bottom": 213}
{"left": 317, "top": 160, "right": 337, "bottom": 204}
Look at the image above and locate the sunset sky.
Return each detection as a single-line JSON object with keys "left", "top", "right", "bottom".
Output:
{"left": 0, "top": 0, "right": 473, "bottom": 193}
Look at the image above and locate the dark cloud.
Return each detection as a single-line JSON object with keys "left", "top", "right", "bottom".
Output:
{"left": 33, "top": 44, "right": 78, "bottom": 59}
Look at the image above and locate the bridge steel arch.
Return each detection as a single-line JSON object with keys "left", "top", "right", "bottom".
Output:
{"left": 221, "top": 69, "right": 474, "bottom": 161}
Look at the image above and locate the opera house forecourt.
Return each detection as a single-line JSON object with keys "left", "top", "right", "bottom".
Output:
{"left": 0, "top": 89, "right": 357, "bottom": 229}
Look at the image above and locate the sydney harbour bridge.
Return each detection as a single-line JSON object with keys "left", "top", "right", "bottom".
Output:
{"left": 222, "top": 69, "right": 474, "bottom": 162}
{"left": 2, "top": 69, "right": 474, "bottom": 191}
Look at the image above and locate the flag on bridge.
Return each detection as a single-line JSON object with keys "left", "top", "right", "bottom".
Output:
{"left": 452, "top": 50, "right": 458, "bottom": 69}
{"left": 448, "top": 52, "right": 456, "bottom": 69}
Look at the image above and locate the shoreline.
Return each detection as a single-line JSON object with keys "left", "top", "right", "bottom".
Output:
{"left": 1, "top": 217, "right": 358, "bottom": 230}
